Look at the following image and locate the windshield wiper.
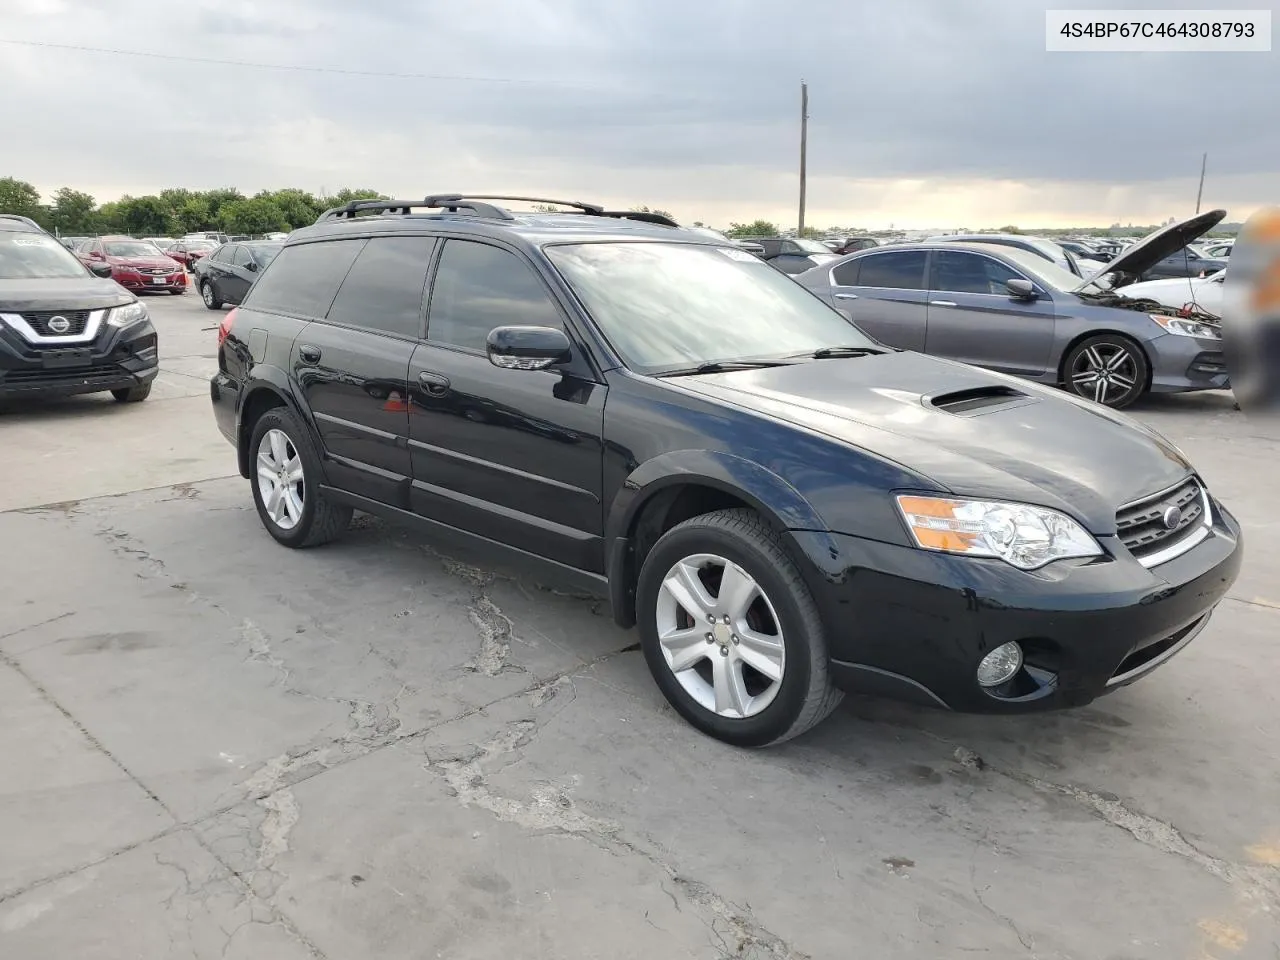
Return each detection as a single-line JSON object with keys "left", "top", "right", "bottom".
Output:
{"left": 807, "top": 345, "right": 887, "bottom": 359}
{"left": 657, "top": 359, "right": 799, "bottom": 377}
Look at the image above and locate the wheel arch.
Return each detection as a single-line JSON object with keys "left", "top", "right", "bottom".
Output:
{"left": 235, "top": 369, "right": 321, "bottom": 480}
{"left": 604, "top": 451, "right": 829, "bottom": 629}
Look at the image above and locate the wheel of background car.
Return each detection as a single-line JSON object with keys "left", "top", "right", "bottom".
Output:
{"left": 248, "top": 408, "right": 352, "bottom": 548}
{"left": 110, "top": 383, "right": 151, "bottom": 404}
{"left": 1063, "top": 334, "right": 1149, "bottom": 409}
{"left": 201, "top": 280, "right": 222, "bottom": 310}
{"left": 635, "top": 508, "right": 842, "bottom": 746}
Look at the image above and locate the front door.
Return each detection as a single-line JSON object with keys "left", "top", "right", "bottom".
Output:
{"left": 924, "top": 250, "right": 1056, "bottom": 376}
{"left": 407, "top": 238, "right": 607, "bottom": 573}
{"left": 827, "top": 249, "right": 929, "bottom": 351}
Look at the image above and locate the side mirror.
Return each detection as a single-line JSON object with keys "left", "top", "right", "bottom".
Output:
{"left": 1006, "top": 278, "right": 1037, "bottom": 299}
{"left": 486, "top": 325, "right": 572, "bottom": 371}
{"left": 245, "top": 260, "right": 258, "bottom": 272}
{"left": 89, "top": 261, "right": 114, "bottom": 278}
{"left": 88, "top": 251, "right": 104, "bottom": 260}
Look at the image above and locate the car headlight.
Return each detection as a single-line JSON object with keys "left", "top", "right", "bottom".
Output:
{"left": 1149, "top": 313, "right": 1220, "bottom": 340}
{"left": 107, "top": 302, "right": 149, "bottom": 328}
{"left": 895, "top": 495, "right": 1102, "bottom": 570}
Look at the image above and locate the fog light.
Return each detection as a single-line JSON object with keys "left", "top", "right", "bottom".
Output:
{"left": 977, "top": 641, "right": 1023, "bottom": 687}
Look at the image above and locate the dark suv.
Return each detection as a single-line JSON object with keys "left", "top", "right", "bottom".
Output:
{"left": 210, "top": 194, "right": 1241, "bottom": 747}
{"left": 1, "top": 215, "right": 158, "bottom": 403}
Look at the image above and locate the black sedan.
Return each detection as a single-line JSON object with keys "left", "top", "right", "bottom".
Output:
{"left": 192, "top": 241, "right": 282, "bottom": 309}
{"left": 209, "top": 200, "right": 1242, "bottom": 746}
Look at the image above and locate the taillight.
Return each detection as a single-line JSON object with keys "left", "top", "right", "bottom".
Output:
{"left": 217, "top": 307, "right": 237, "bottom": 347}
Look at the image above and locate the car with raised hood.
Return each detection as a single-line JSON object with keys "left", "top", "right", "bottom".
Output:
{"left": 209, "top": 194, "right": 1241, "bottom": 747}
{"left": 76, "top": 235, "right": 186, "bottom": 294}
{"left": 797, "top": 210, "right": 1230, "bottom": 409}
{"left": 0, "top": 215, "right": 158, "bottom": 403}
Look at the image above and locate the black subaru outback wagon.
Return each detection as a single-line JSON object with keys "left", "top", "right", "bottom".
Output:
{"left": 210, "top": 194, "right": 1241, "bottom": 746}
{"left": 0, "top": 215, "right": 157, "bottom": 403}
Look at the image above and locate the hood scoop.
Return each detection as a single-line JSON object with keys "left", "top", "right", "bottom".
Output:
{"left": 927, "top": 384, "right": 1035, "bottom": 415}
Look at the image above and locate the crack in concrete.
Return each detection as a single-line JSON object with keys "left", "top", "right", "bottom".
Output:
{"left": 424, "top": 547, "right": 526, "bottom": 677}
{"left": 422, "top": 679, "right": 809, "bottom": 960}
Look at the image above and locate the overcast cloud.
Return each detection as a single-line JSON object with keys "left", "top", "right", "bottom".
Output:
{"left": 1, "top": 0, "right": 1276, "bottom": 228}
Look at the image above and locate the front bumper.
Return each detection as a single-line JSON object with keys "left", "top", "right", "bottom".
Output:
{"left": 0, "top": 319, "right": 159, "bottom": 399}
{"left": 789, "top": 498, "right": 1242, "bottom": 713}
{"left": 1148, "top": 332, "right": 1229, "bottom": 393}
{"left": 112, "top": 269, "right": 186, "bottom": 292}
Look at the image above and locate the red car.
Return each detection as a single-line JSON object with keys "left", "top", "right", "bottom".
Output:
{"left": 163, "top": 239, "right": 218, "bottom": 270}
{"left": 78, "top": 236, "right": 186, "bottom": 294}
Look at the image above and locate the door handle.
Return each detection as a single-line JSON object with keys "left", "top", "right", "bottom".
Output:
{"left": 833, "top": 292, "right": 859, "bottom": 300}
{"left": 929, "top": 300, "right": 957, "bottom": 307}
{"left": 298, "top": 344, "right": 322, "bottom": 364}
{"left": 418, "top": 371, "right": 451, "bottom": 396}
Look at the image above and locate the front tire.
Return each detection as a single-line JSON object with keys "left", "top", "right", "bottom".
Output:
{"left": 1063, "top": 334, "right": 1149, "bottom": 409}
{"left": 248, "top": 408, "right": 351, "bottom": 548}
{"left": 635, "top": 508, "right": 843, "bottom": 747}
{"left": 200, "top": 280, "right": 222, "bottom": 310}
{"left": 111, "top": 383, "right": 152, "bottom": 403}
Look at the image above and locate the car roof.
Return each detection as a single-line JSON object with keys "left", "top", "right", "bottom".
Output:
{"left": 835, "top": 240, "right": 1019, "bottom": 257}
{"left": 0, "top": 214, "right": 45, "bottom": 234}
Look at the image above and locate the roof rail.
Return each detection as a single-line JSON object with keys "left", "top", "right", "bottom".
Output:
{"left": 313, "top": 194, "right": 681, "bottom": 229}
{"left": 598, "top": 210, "right": 679, "bottom": 227}
{"left": 428, "top": 194, "right": 604, "bottom": 215}
{"left": 0, "top": 213, "right": 42, "bottom": 229}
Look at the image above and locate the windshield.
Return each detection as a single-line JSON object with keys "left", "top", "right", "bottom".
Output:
{"left": 790, "top": 238, "right": 834, "bottom": 255}
{"left": 0, "top": 231, "right": 91, "bottom": 279}
{"left": 182, "top": 240, "right": 217, "bottom": 251}
{"left": 104, "top": 240, "right": 163, "bottom": 258}
{"left": 247, "top": 242, "right": 283, "bottom": 264}
{"left": 545, "top": 241, "right": 876, "bottom": 374}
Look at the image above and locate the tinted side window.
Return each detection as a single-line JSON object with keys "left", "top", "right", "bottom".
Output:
{"left": 245, "top": 239, "right": 365, "bottom": 318}
{"left": 209, "top": 245, "right": 230, "bottom": 263}
{"left": 832, "top": 258, "right": 861, "bottom": 286}
{"left": 427, "top": 240, "right": 562, "bottom": 352}
{"left": 930, "top": 251, "right": 1022, "bottom": 295}
{"left": 327, "top": 236, "right": 435, "bottom": 338}
{"left": 856, "top": 251, "right": 927, "bottom": 290}
{"left": 232, "top": 245, "right": 254, "bottom": 267}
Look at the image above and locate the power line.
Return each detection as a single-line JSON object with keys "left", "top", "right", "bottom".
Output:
{"left": 0, "top": 38, "right": 587, "bottom": 86}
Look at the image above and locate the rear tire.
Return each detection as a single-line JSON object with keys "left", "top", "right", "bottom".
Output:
{"left": 248, "top": 408, "right": 351, "bottom": 548}
{"left": 200, "top": 280, "right": 222, "bottom": 310}
{"left": 1062, "top": 334, "right": 1149, "bottom": 409}
{"left": 635, "top": 508, "right": 843, "bottom": 747}
{"left": 111, "top": 383, "right": 152, "bottom": 403}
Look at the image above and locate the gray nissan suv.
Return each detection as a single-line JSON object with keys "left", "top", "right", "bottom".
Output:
{"left": 795, "top": 211, "right": 1228, "bottom": 408}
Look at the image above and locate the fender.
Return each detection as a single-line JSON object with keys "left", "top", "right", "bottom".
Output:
{"left": 234, "top": 364, "right": 326, "bottom": 480}
{"left": 604, "top": 450, "right": 840, "bottom": 627}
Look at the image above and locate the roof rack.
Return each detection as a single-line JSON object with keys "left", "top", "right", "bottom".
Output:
{"left": 314, "top": 194, "right": 680, "bottom": 229}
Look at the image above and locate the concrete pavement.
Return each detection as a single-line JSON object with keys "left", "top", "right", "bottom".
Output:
{"left": 1, "top": 292, "right": 1277, "bottom": 959}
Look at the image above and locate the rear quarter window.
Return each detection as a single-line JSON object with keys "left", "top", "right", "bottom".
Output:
{"left": 244, "top": 239, "right": 367, "bottom": 318}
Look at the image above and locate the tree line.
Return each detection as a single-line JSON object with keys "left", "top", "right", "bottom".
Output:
{"left": 0, "top": 176, "right": 385, "bottom": 237}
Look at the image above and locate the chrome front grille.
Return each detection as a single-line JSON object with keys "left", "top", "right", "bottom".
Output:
{"left": 21, "top": 310, "right": 91, "bottom": 336}
{"left": 1116, "top": 477, "right": 1211, "bottom": 567}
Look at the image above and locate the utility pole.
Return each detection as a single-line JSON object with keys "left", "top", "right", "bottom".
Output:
{"left": 798, "top": 80, "right": 809, "bottom": 236}
{"left": 1195, "top": 152, "right": 1207, "bottom": 214}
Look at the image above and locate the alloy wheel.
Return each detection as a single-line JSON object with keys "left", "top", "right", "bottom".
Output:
{"left": 256, "top": 429, "right": 305, "bottom": 530}
{"left": 1070, "top": 343, "right": 1138, "bottom": 405}
{"left": 654, "top": 553, "right": 786, "bottom": 719}
{"left": 201, "top": 283, "right": 215, "bottom": 307}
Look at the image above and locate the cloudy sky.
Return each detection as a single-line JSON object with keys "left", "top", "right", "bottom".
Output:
{"left": 1, "top": 0, "right": 1276, "bottom": 229}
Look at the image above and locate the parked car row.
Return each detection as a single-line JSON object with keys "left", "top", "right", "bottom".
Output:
{"left": 206, "top": 193, "right": 1241, "bottom": 746}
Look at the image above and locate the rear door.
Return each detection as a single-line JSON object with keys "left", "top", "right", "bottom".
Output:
{"left": 223, "top": 245, "right": 257, "bottom": 304}
{"left": 924, "top": 250, "right": 1056, "bottom": 376}
{"left": 406, "top": 238, "right": 607, "bottom": 572}
{"left": 826, "top": 250, "right": 929, "bottom": 350}
{"left": 248, "top": 236, "right": 429, "bottom": 507}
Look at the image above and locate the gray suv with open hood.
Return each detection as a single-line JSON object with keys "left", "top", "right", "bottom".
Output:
{"left": 796, "top": 210, "right": 1228, "bottom": 408}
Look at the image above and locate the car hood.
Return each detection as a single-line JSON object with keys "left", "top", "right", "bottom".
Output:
{"left": 108, "top": 256, "right": 178, "bottom": 269}
{"left": 674, "top": 352, "right": 1193, "bottom": 532}
{"left": 0, "top": 277, "right": 133, "bottom": 312}
{"left": 1075, "top": 209, "right": 1226, "bottom": 291}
